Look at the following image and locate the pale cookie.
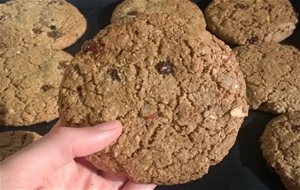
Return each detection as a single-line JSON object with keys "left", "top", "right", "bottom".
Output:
{"left": 59, "top": 14, "right": 248, "bottom": 185}
{"left": 0, "top": 131, "right": 41, "bottom": 161}
{"left": 0, "top": 46, "right": 72, "bottom": 126}
{"left": 260, "top": 112, "right": 300, "bottom": 190}
{"left": 234, "top": 44, "right": 300, "bottom": 114}
{"left": 111, "top": 0, "right": 206, "bottom": 30}
{"left": 0, "top": 0, "right": 87, "bottom": 49}
{"left": 205, "top": 0, "right": 298, "bottom": 45}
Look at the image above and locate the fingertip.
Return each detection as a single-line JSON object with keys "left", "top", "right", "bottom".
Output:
{"left": 94, "top": 120, "right": 123, "bottom": 133}
{"left": 95, "top": 120, "right": 123, "bottom": 129}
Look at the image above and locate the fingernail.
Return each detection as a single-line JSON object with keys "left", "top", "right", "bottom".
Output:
{"left": 94, "top": 120, "right": 122, "bottom": 131}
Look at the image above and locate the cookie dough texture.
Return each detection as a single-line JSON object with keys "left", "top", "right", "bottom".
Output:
{"left": 0, "top": 131, "right": 41, "bottom": 161}
{"left": 59, "top": 14, "right": 248, "bottom": 184}
{"left": 0, "top": 46, "right": 72, "bottom": 126}
{"left": 111, "top": 0, "right": 206, "bottom": 30}
{"left": 234, "top": 44, "right": 300, "bottom": 114}
{"left": 0, "top": 0, "right": 87, "bottom": 49}
{"left": 260, "top": 112, "right": 300, "bottom": 190}
{"left": 205, "top": 0, "right": 298, "bottom": 45}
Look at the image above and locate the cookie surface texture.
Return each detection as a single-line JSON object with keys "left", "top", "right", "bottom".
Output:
{"left": 234, "top": 44, "right": 300, "bottom": 114}
{"left": 59, "top": 14, "right": 248, "bottom": 184}
{"left": 205, "top": 0, "right": 298, "bottom": 45}
{"left": 260, "top": 112, "right": 300, "bottom": 190}
{"left": 0, "top": 46, "right": 72, "bottom": 126}
{"left": 0, "top": 0, "right": 86, "bottom": 49}
{"left": 111, "top": 0, "right": 206, "bottom": 30}
{"left": 0, "top": 131, "right": 41, "bottom": 161}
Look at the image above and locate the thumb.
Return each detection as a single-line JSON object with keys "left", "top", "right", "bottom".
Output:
{"left": 1, "top": 121, "right": 122, "bottom": 189}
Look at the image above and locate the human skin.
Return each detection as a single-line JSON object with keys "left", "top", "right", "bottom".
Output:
{"left": 0, "top": 120, "right": 156, "bottom": 190}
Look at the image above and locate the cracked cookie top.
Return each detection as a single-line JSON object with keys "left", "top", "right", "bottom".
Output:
{"left": 111, "top": 0, "right": 206, "bottom": 30}
{"left": 0, "top": 131, "right": 41, "bottom": 161}
{"left": 0, "top": 0, "right": 86, "bottom": 49}
{"left": 58, "top": 14, "right": 248, "bottom": 185}
{"left": 260, "top": 112, "right": 300, "bottom": 190}
{"left": 234, "top": 44, "right": 300, "bottom": 114}
{"left": 0, "top": 46, "right": 72, "bottom": 126}
{"left": 205, "top": 0, "right": 298, "bottom": 45}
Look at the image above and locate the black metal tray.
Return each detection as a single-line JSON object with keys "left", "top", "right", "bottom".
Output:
{"left": 1, "top": 0, "right": 299, "bottom": 189}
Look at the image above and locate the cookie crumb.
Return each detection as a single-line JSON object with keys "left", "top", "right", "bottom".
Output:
{"left": 155, "top": 61, "right": 173, "bottom": 75}
{"left": 50, "top": 25, "right": 57, "bottom": 30}
{"left": 127, "top": 11, "right": 139, "bottom": 16}
{"left": 41, "top": 84, "right": 54, "bottom": 92}
{"left": 32, "top": 28, "right": 43, "bottom": 34}
{"left": 81, "top": 40, "right": 100, "bottom": 54}
{"left": 47, "top": 30, "right": 62, "bottom": 39}
{"left": 234, "top": 3, "right": 248, "bottom": 9}
{"left": 107, "top": 69, "right": 121, "bottom": 81}
{"left": 246, "top": 36, "right": 259, "bottom": 44}
{"left": 230, "top": 106, "right": 248, "bottom": 117}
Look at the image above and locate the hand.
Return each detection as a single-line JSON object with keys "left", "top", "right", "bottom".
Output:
{"left": 1, "top": 121, "right": 156, "bottom": 190}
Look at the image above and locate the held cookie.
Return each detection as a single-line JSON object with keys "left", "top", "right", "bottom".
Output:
{"left": 0, "top": 131, "right": 41, "bottom": 161}
{"left": 205, "top": 0, "right": 298, "bottom": 45}
{"left": 0, "top": 0, "right": 87, "bottom": 49}
{"left": 0, "top": 46, "right": 72, "bottom": 126}
{"left": 260, "top": 112, "right": 300, "bottom": 190}
{"left": 111, "top": 0, "right": 206, "bottom": 30}
{"left": 234, "top": 44, "right": 300, "bottom": 114}
{"left": 58, "top": 14, "right": 248, "bottom": 184}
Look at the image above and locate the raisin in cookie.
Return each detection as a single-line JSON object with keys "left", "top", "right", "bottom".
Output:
{"left": 0, "top": 0, "right": 86, "bottom": 49}
{"left": 205, "top": 0, "right": 298, "bottom": 45}
{"left": 0, "top": 46, "right": 72, "bottom": 126}
{"left": 0, "top": 131, "right": 41, "bottom": 161}
{"left": 59, "top": 14, "right": 248, "bottom": 185}
{"left": 260, "top": 112, "right": 300, "bottom": 190}
{"left": 111, "top": 0, "right": 206, "bottom": 30}
{"left": 234, "top": 44, "right": 300, "bottom": 114}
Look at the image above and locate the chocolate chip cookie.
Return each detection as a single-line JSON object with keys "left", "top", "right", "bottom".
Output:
{"left": 0, "top": 0, "right": 87, "bottom": 49}
{"left": 205, "top": 0, "right": 298, "bottom": 45}
{"left": 234, "top": 44, "right": 300, "bottom": 114}
{"left": 260, "top": 112, "right": 300, "bottom": 190}
{"left": 0, "top": 46, "right": 72, "bottom": 126}
{"left": 0, "top": 131, "right": 41, "bottom": 161}
{"left": 59, "top": 14, "right": 248, "bottom": 185}
{"left": 111, "top": 0, "right": 206, "bottom": 30}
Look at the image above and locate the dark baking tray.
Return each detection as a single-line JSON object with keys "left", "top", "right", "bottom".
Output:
{"left": 0, "top": 0, "right": 299, "bottom": 189}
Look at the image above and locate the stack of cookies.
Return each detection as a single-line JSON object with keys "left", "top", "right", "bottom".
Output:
{"left": 1, "top": 0, "right": 299, "bottom": 189}
{"left": 205, "top": 0, "right": 300, "bottom": 189}
{"left": 58, "top": 0, "right": 248, "bottom": 185}
{"left": 0, "top": 0, "right": 86, "bottom": 160}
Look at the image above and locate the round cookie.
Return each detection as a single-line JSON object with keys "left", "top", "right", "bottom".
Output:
{"left": 205, "top": 0, "right": 298, "bottom": 45}
{"left": 260, "top": 112, "right": 300, "bottom": 190}
{"left": 234, "top": 44, "right": 300, "bottom": 114}
{"left": 111, "top": 0, "right": 206, "bottom": 30}
{"left": 0, "top": 0, "right": 87, "bottom": 49}
{"left": 0, "top": 46, "right": 72, "bottom": 126}
{"left": 0, "top": 131, "right": 41, "bottom": 161}
{"left": 59, "top": 14, "right": 248, "bottom": 184}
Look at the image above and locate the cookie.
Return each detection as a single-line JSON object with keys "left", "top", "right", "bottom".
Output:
{"left": 234, "top": 44, "right": 300, "bottom": 114}
{"left": 205, "top": 0, "right": 298, "bottom": 45}
{"left": 111, "top": 0, "right": 206, "bottom": 30}
{"left": 0, "top": 131, "right": 41, "bottom": 161}
{"left": 59, "top": 14, "right": 248, "bottom": 184}
{"left": 0, "top": 25, "right": 19, "bottom": 54}
{"left": 0, "top": 46, "right": 72, "bottom": 126}
{"left": 0, "top": 0, "right": 87, "bottom": 49}
{"left": 260, "top": 112, "right": 300, "bottom": 190}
